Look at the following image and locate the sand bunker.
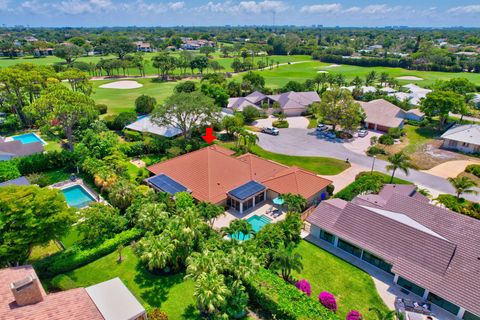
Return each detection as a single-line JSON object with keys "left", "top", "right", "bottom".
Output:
{"left": 396, "top": 76, "right": 424, "bottom": 81}
{"left": 99, "top": 80, "right": 143, "bottom": 89}
{"left": 323, "top": 64, "right": 341, "bottom": 68}
{"left": 317, "top": 70, "right": 329, "bottom": 73}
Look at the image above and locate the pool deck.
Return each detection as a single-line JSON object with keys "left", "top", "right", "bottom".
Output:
{"left": 50, "top": 179, "right": 106, "bottom": 207}
{"left": 4, "top": 132, "right": 48, "bottom": 146}
{"left": 213, "top": 200, "right": 286, "bottom": 230}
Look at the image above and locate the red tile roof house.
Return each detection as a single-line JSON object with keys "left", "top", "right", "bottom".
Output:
{"left": 0, "top": 265, "right": 146, "bottom": 320}
{"left": 306, "top": 184, "right": 480, "bottom": 320}
{"left": 146, "top": 146, "right": 332, "bottom": 213}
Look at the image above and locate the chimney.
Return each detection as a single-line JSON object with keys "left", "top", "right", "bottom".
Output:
{"left": 10, "top": 274, "right": 44, "bottom": 306}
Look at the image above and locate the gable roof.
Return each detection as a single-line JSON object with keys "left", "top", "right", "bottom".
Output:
{"left": 270, "top": 91, "right": 320, "bottom": 110}
{"left": 147, "top": 146, "right": 331, "bottom": 203}
{"left": 307, "top": 185, "right": 480, "bottom": 316}
{"left": 125, "top": 116, "right": 182, "bottom": 138}
{"left": 358, "top": 99, "right": 405, "bottom": 128}
{"left": 440, "top": 124, "right": 480, "bottom": 145}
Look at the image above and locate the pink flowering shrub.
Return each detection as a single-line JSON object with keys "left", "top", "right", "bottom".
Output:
{"left": 318, "top": 291, "right": 337, "bottom": 312}
{"left": 295, "top": 279, "right": 312, "bottom": 297}
{"left": 346, "top": 310, "right": 362, "bottom": 320}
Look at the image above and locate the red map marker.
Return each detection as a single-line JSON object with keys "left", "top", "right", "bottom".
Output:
{"left": 202, "top": 127, "right": 217, "bottom": 144}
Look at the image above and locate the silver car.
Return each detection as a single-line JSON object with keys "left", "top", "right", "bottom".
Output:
{"left": 357, "top": 129, "right": 368, "bottom": 137}
{"left": 262, "top": 127, "right": 280, "bottom": 135}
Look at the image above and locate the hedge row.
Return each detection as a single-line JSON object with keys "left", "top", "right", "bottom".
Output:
{"left": 246, "top": 268, "right": 337, "bottom": 320}
{"left": 34, "top": 228, "right": 142, "bottom": 278}
{"left": 465, "top": 164, "right": 480, "bottom": 178}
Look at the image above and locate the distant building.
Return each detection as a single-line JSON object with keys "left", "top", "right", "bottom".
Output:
{"left": 0, "top": 176, "right": 30, "bottom": 187}
{"left": 134, "top": 41, "right": 153, "bottom": 52}
{"left": 180, "top": 38, "right": 215, "bottom": 50}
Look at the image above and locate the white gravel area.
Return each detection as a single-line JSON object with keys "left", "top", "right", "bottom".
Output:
{"left": 99, "top": 80, "right": 143, "bottom": 89}
{"left": 396, "top": 76, "right": 424, "bottom": 80}
{"left": 323, "top": 64, "right": 341, "bottom": 68}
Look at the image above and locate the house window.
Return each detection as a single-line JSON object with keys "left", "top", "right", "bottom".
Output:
{"left": 337, "top": 239, "right": 362, "bottom": 258}
{"left": 243, "top": 198, "right": 253, "bottom": 211}
{"left": 448, "top": 140, "right": 457, "bottom": 147}
{"left": 229, "top": 198, "right": 241, "bottom": 212}
{"left": 464, "top": 311, "right": 480, "bottom": 320}
{"left": 362, "top": 251, "right": 393, "bottom": 274}
{"left": 428, "top": 292, "right": 460, "bottom": 316}
{"left": 397, "top": 277, "right": 425, "bottom": 297}
{"left": 255, "top": 192, "right": 265, "bottom": 204}
{"left": 319, "top": 229, "right": 335, "bottom": 244}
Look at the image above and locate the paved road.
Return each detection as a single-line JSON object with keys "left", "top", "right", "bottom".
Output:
{"left": 258, "top": 128, "right": 480, "bottom": 202}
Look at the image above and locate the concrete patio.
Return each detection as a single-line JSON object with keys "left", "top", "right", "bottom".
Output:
{"left": 304, "top": 235, "right": 458, "bottom": 320}
{"left": 213, "top": 200, "right": 287, "bottom": 230}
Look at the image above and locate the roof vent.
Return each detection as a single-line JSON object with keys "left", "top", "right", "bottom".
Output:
{"left": 10, "top": 274, "right": 44, "bottom": 306}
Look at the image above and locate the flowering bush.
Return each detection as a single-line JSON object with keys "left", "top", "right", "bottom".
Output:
{"left": 346, "top": 310, "right": 362, "bottom": 320}
{"left": 319, "top": 291, "right": 337, "bottom": 312}
{"left": 295, "top": 279, "right": 312, "bottom": 297}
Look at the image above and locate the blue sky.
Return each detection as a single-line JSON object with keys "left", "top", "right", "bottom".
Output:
{"left": 0, "top": 0, "right": 479, "bottom": 27}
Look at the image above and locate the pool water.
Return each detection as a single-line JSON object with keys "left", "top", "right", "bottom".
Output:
{"left": 230, "top": 214, "right": 272, "bottom": 240}
{"left": 12, "top": 133, "right": 46, "bottom": 145}
{"left": 62, "top": 185, "right": 95, "bottom": 208}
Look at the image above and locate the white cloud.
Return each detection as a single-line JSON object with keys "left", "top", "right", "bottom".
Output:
{"left": 0, "top": 0, "right": 9, "bottom": 11}
{"left": 360, "top": 4, "right": 401, "bottom": 14}
{"left": 447, "top": 5, "right": 480, "bottom": 14}
{"left": 199, "top": 0, "right": 287, "bottom": 14}
{"left": 300, "top": 3, "right": 342, "bottom": 14}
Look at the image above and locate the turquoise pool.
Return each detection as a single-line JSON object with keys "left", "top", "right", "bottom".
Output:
{"left": 230, "top": 214, "right": 272, "bottom": 241}
{"left": 61, "top": 185, "right": 95, "bottom": 208}
{"left": 12, "top": 133, "right": 46, "bottom": 145}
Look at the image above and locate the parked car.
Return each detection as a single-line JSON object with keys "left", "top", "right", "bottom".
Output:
{"left": 262, "top": 127, "right": 279, "bottom": 135}
{"left": 316, "top": 123, "right": 328, "bottom": 132}
{"left": 357, "top": 129, "right": 368, "bottom": 137}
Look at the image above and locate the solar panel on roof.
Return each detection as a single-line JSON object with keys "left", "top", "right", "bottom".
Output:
{"left": 148, "top": 174, "right": 188, "bottom": 195}
{"left": 228, "top": 181, "right": 266, "bottom": 200}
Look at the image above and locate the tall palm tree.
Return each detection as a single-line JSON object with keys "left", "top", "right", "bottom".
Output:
{"left": 369, "top": 308, "right": 401, "bottom": 320}
{"left": 194, "top": 272, "right": 230, "bottom": 317}
{"left": 271, "top": 242, "right": 303, "bottom": 281}
{"left": 386, "top": 152, "right": 412, "bottom": 183}
{"left": 448, "top": 176, "right": 478, "bottom": 199}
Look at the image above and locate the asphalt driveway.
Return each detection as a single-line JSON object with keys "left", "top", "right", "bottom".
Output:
{"left": 257, "top": 128, "right": 479, "bottom": 201}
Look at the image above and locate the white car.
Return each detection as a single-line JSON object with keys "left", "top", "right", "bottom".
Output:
{"left": 357, "top": 129, "right": 368, "bottom": 137}
{"left": 262, "top": 127, "right": 280, "bottom": 135}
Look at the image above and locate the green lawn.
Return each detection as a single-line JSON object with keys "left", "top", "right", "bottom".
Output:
{"left": 249, "top": 145, "right": 350, "bottom": 175}
{"left": 402, "top": 125, "right": 440, "bottom": 155}
{"left": 49, "top": 246, "right": 198, "bottom": 319}
{"left": 294, "top": 240, "right": 389, "bottom": 319}
{"left": 60, "top": 227, "right": 83, "bottom": 248}
{"left": 28, "top": 241, "right": 62, "bottom": 263}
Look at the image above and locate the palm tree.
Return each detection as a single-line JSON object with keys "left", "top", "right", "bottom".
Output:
{"left": 194, "top": 272, "right": 230, "bottom": 317}
{"left": 271, "top": 242, "right": 303, "bottom": 281}
{"left": 448, "top": 176, "right": 478, "bottom": 199}
{"left": 369, "top": 308, "right": 401, "bottom": 320}
{"left": 137, "top": 234, "right": 175, "bottom": 271}
{"left": 379, "top": 72, "right": 389, "bottom": 87}
{"left": 386, "top": 152, "right": 412, "bottom": 183}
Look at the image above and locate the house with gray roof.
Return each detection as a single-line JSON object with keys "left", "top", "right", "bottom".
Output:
{"left": 441, "top": 124, "right": 480, "bottom": 154}
{"left": 227, "top": 90, "right": 320, "bottom": 116}
{"left": 306, "top": 184, "right": 480, "bottom": 320}
{"left": 0, "top": 176, "right": 30, "bottom": 187}
{"left": 0, "top": 140, "right": 44, "bottom": 161}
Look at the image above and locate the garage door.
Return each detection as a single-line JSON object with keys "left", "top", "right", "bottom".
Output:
{"left": 376, "top": 125, "right": 390, "bottom": 132}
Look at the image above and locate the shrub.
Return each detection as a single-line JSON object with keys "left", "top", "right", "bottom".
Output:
{"left": 242, "top": 106, "right": 260, "bottom": 124}
{"left": 123, "top": 129, "right": 143, "bottom": 142}
{"left": 295, "top": 279, "right": 312, "bottom": 297}
{"left": 370, "top": 136, "right": 378, "bottom": 145}
{"left": 387, "top": 127, "right": 405, "bottom": 139}
{"left": 319, "top": 292, "right": 337, "bottom": 312}
{"left": 95, "top": 104, "right": 108, "bottom": 115}
{"left": 174, "top": 81, "right": 196, "bottom": 93}
{"left": 16, "top": 151, "right": 77, "bottom": 175}
{"left": 436, "top": 194, "right": 480, "bottom": 219}
{"left": 465, "top": 164, "right": 480, "bottom": 178}
{"left": 326, "top": 184, "right": 335, "bottom": 196}
{"left": 272, "top": 120, "right": 289, "bottom": 128}
{"left": 50, "top": 274, "right": 77, "bottom": 291}
{"left": 245, "top": 268, "right": 337, "bottom": 320}
{"left": 0, "top": 161, "right": 21, "bottom": 183}
{"left": 147, "top": 309, "right": 169, "bottom": 320}
{"left": 135, "top": 95, "right": 157, "bottom": 114}
{"left": 366, "top": 146, "right": 387, "bottom": 156}
{"left": 113, "top": 112, "right": 137, "bottom": 130}
{"left": 103, "top": 114, "right": 117, "bottom": 130}
{"left": 378, "top": 134, "right": 394, "bottom": 145}
{"left": 335, "top": 174, "right": 385, "bottom": 201}
{"left": 346, "top": 310, "right": 362, "bottom": 320}
{"left": 33, "top": 228, "right": 142, "bottom": 278}
{"left": 26, "top": 172, "right": 51, "bottom": 187}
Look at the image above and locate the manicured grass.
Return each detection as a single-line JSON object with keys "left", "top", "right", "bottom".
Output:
{"left": 249, "top": 145, "right": 350, "bottom": 175}
{"left": 51, "top": 246, "right": 198, "bottom": 319}
{"left": 60, "top": 227, "right": 83, "bottom": 248}
{"left": 32, "top": 168, "right": 71, "bottom": 186}
{"left": 28, "top": 241, "right": 62, "bottom": 263}
{"left": 402, "top": 125, "right": 440, "bottom": 155}
{"left": 294, "top": 240, "right": 389, "bottom": 319}
{"left": 92, "top": 78, "right": 178, "bottom": 115}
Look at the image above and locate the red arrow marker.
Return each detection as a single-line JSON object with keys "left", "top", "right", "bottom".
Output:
{"left": 202, "top": 127, "right": 217, "bottom": 144}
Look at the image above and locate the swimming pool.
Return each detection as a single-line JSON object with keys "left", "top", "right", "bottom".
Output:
{"left": 61, "top": 185, "right": 95, "bottom": 209}
{"left": 230, "top": 214, "right": 272, "bottom": 241}
{"left": 11, "top": 133, "right": 46, "bottom": 145}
